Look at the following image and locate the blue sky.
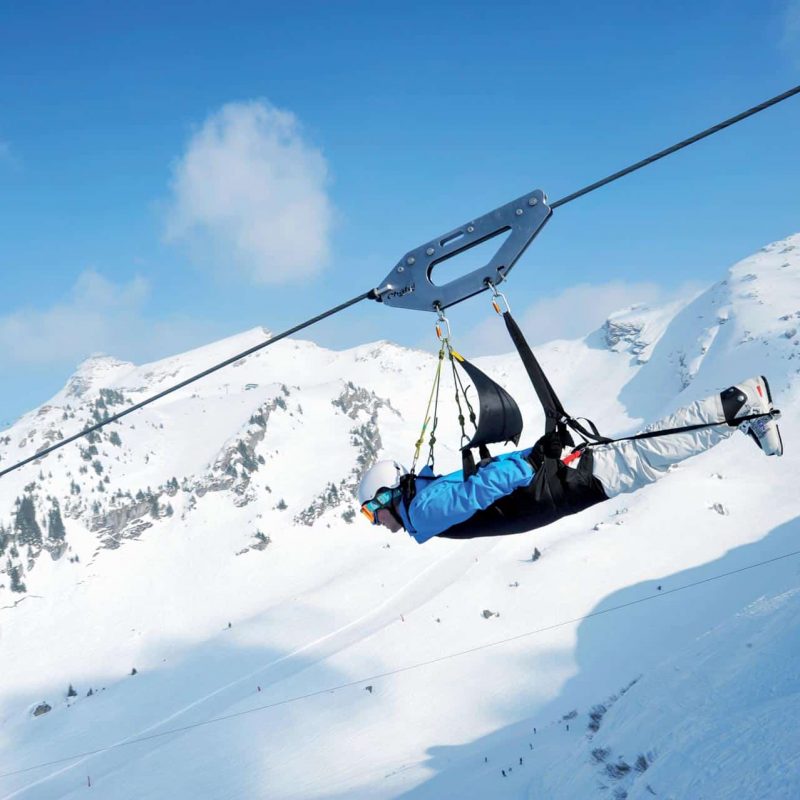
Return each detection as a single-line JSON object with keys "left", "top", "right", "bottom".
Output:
{"left": 1, "top": 0, "right": 799, "bottom": 426}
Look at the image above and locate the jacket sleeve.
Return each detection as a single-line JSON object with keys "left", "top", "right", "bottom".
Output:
{"left": 409, "top": 456, "right": 534, "bottom": 540}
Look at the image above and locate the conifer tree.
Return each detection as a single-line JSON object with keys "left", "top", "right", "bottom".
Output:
{"left": 48, "top": 502, "right": 66, "bottom": 541}
{"left": 14, "top": 496, "right": 42, "bottom": 548}
{"left": 7, "top": 559, "right": 26, "bottom": 593}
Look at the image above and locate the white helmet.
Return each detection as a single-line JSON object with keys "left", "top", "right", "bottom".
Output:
{"left": 358, "top": 460, "right": 408, "bottom": 505}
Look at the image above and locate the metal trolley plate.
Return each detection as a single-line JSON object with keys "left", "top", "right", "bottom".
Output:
{"left": 375, "top": 189, "right": 552, "bottom": 312}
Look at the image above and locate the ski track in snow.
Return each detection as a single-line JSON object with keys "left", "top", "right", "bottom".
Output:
{"left": 4, "top": 541, "right": 497, "bottom": 799}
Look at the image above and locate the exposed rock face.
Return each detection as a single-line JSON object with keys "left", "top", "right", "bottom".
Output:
{"left": 332, "top": 381, "right": 389, "bottom": 420}
{"left": 89, "top": 499, "right": 152, "bottom": 535}
{"left": 234, "top": 531, "right": 271, "bottom": 557}
{"left": 604, "top": 317, "right": 648, "bottom": 358}
{"left": 65, "top": 391, "right": 290, "bottom": 550}
{"left": 201, "top": 393, "right": 287, "bottom": 506}
{"left": 295, "top": 383, "right": 398, "bottom": 526}
{"left": 91, "top": 499, "right": 155, "bottom": 549}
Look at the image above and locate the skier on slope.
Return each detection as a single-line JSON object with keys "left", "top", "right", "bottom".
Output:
{"left": 357, "top": 376, "right": 783, "bottom": 543}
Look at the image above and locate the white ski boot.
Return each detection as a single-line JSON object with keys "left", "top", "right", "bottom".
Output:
{"left": 721, "top": 376, "right": 783, "bottom": 457}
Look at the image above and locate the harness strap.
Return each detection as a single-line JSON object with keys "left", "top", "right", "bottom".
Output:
{"left": 462, "top": 443, "right": 494, "bottom": 480}
{"left": 573, "top": 416, "right": 607, "bottom": 442}
{"left": 586, "top": 410, "right": 780, "bottom": 447}
{"left": 564, "top": 416, "right": 612, "bottom": 445}
{"left": 503, "top": 310, "right": 610, "bottom": 445}
{"left": 561, "top": 410, "right": 780, "bottom": 468}
{"left": 502, "top": 311, "right": 564, "bottom": 433}
{"left": 462, "top": 449, "right": 477, "bottom": 479}
{"left": 399, "top": 472, "right": 417, "bottom": 505}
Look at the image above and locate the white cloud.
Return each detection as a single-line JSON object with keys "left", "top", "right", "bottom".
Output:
{"left": 456, "top": 280, "right": 703, "bottom": 355}
{"left": 0, "top": 271, "right": 219, "bottom": 369}
{"left": 164, "top": 100, "right": 333, "bottom": 284}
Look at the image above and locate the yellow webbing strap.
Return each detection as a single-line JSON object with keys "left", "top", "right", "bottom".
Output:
{"left": 448, "top": 347, "right": 465, "bottom": 363}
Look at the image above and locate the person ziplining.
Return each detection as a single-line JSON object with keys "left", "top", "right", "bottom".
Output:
{"left": 358, "top": 295, "right": 783, "bottom": 543}
{"left": 352, "top": 88, "right": 794, "bottom": 541}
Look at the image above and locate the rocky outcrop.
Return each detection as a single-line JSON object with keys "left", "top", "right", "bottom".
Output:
{"left": 90, "top": 498, "right": 154, "bottom": 549}
{"left": 199, "top": 393, "right": 286, "bottom": 505}
{"left": 295, "top": 383, "right": 398, "bottom": 526}
{"left": 603, "top": 315, "right": 651, "bottom": 363}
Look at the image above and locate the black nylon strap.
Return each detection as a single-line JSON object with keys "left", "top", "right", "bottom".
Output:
{"left": 503, "top": 311, "right": 610, "bottom": 445}
{"left": 565, "top": 416, "right": 612, "bottom": 445}
{"left": 462, "top": 449, "right": 478, "bottom": 479}
{"left": 503, "top": 311, "right": 566, "bottom": 433}
{"left": 582, "top": 410, "right": 778, "bottom": 448}
{"left": 400, "top": 472, "right": 417, "bottom": 505}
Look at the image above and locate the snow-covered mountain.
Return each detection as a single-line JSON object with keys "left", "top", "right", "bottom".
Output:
{"left": 1, "top": 234, "right": 799, "bottom": 799}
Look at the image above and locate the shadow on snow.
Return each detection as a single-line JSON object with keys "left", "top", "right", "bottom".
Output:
{"left": 394, "top": 514, "right": 800, "bottom": 800}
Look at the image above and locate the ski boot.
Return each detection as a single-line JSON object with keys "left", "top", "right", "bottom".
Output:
{"left": 721, "top": 376, "right": 783, "bottom": 456}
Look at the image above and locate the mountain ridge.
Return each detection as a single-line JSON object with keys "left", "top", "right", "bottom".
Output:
{"left": 1, "top": 234, "right": 799, "bottom": 799}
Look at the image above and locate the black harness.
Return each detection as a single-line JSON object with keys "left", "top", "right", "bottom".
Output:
{"left": 399, "top": 310, "right": 776, "bottom": 540}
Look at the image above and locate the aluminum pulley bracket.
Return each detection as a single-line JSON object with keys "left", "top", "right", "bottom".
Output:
{"left": 375, "top": 189, "right": 552, "bottom": 312}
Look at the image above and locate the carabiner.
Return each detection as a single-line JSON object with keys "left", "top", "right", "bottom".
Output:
{"left": 486, "top": 280, "right": 511, "bottom": 315}
{"left": 434, "top": 304, "right": 453, "bottom": 341}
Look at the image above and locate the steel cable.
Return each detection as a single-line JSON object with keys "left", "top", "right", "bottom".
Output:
{"left": 0, "top": 291, "right": 375, "bottom": 479}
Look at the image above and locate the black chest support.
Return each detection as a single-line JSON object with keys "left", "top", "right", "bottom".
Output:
{"left": 408, "top": 309, "right": 771, "bottom": 540}
{"left": 436, "top": 447, "right": 607, "bottom": 539}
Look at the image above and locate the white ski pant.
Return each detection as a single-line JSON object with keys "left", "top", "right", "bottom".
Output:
{"left": 590, "top": 392, "right": 735, "bottom": 499}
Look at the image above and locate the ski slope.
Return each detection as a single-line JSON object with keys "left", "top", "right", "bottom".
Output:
{"left": 1, "top": 234, "right": 799, "bottom": 799}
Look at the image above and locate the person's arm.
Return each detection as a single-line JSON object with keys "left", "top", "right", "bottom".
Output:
{"left": 409, "top": 455, "right": 533, "bottom": 538}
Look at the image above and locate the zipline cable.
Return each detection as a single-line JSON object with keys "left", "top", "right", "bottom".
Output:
{"left": 550, "top": 84, "right": 800, "bottom": 209}
{"left": 2, "top": 84, "right": 799, "bottom": 480}
{"left": 3, "top": 546, "right": 799, "bottom": 780}
{"left": 0, "top": 291, "right": 375, "bottom": 480}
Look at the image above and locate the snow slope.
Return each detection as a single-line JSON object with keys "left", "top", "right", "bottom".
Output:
{"left": 1, "top": 234, "right": 799, "bottom": 799}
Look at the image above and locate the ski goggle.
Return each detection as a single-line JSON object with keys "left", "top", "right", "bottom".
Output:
{"left": 360, "top": 489, "right": 395, "bottom": 524}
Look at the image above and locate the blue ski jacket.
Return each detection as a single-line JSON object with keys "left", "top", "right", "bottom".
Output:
{"left": 395, "top": 449, "right": 535, "bottom": 544}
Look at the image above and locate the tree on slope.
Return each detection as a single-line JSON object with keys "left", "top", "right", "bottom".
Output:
{"left": 14, "top": 496, "right": 42, "bottom": 548}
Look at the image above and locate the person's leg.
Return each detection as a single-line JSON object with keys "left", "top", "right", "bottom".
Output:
{"left": 590, "top": 392, "right": 735, "bottom": 499}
